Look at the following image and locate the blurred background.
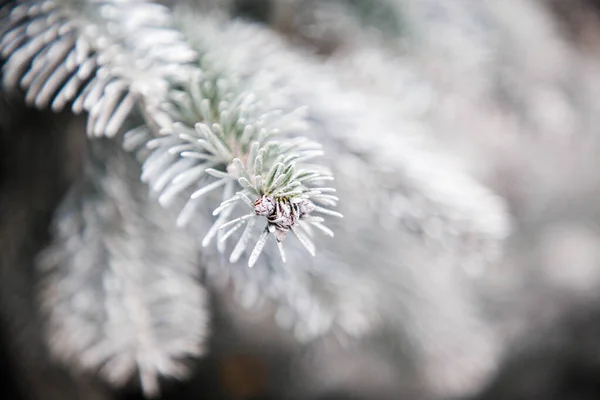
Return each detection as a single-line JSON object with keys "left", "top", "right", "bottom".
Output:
{"left": 5, "top": 0, "right": 600, "bottom": 399}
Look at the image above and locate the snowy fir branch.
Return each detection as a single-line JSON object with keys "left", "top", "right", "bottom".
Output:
{"left": 0, "top": 0, "right": 344, "bottom": 396}
{"left": 132, "top": 70, "right": 343, "bottom": 267}
{"left": 0, "top": 0, "right": 342, "bottom": 267}
{"left": 0, "top": 0, "right": 196, "bottom": 137}
{"left": 37, "top": 140, "right": 209, "bottom": 397}
{"left": 8, "top": 1, "right": 600, "bottom": 400}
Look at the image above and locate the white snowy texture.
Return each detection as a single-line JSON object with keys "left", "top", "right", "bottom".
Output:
{"left": 5, "top": 1, "right": 600, "bottom": 400}
{"left": 37, "top": 140, "right": 209, "bottom": 397}
{"left": 0, "top": 0, "right": 196, "bottom": 137}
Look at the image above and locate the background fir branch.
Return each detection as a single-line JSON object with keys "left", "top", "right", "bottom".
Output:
{"left": 267, "top": 0, "right": 597, "bottom": 147}
{"left": 160, "top": 9, "right": 511, "bottom": 398}
{"left": 37, "top": 137, "right": 210, "bottom": 397}
{"left": 0, "top": 94, "right": 112, "bottom": 400}
{"left": 265, "top": 0, "right": 407, "bottom": 54}
{"left": 0, "top": 0, "right": 197, "bottom": 137}
{"left": 243, "top": 1, "right": 600, "bottom": 398}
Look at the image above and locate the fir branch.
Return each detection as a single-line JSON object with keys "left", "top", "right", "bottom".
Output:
{"left": 0, "top": 0, "right": 196, "bottom": 137}
{"left": 2, "top": 0, "right": 347, "bottom": 347}
{"left": 37, "top": 139, "right": 209, "bottom": 397}
{"left": 127, "top": 12, "right": 366, "bottom": 344}
{"left": 131, "top": 34, "right": 342, "bottom": 267}
{"left": 1, "top": 0, "right": 342, "bottom": 266}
